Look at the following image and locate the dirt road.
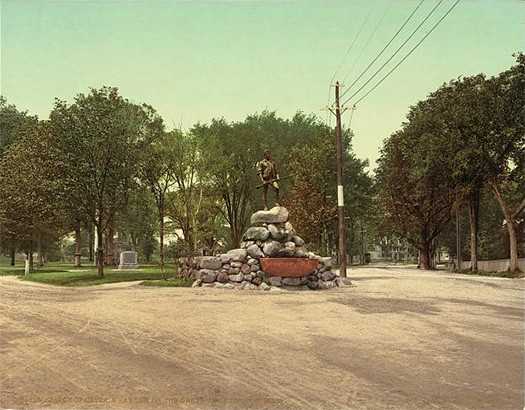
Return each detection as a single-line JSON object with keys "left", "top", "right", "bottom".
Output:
{"left": 1, "top": 266, "right": 523, "bottom": 410}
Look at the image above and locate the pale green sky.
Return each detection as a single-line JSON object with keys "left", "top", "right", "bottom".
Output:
{"left": 1, "top": 0, "right": 524, "bottom": 168}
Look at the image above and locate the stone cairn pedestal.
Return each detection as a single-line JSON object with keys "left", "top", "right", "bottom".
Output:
{"left": 179, "top": 207, "right": 352, "bottom": 290}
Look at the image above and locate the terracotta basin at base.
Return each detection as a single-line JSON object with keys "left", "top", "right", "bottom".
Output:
{"left": 260, "top": 258, "right": 318, "bottom": 278}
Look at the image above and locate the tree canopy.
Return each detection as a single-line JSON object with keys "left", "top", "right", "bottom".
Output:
{"left": 375, "top": 54, "right": 524, "bottom": 273}
{"left": 48, "top": 87, "right": 164, "bottom": 276}
{"left": 1, "top": 56, "right": 522, "bottom": 275}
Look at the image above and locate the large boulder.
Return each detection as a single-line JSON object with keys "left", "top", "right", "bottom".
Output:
{"left": 294, "top": 247, "right": 308, "bottom": 258}
{"left": 293, "top": 236, "right": 305, "bottom": 247}
{"left": 243, "top": 227, "right": 270, "bottom": 242}
{"left": 307, "top": 280, "right": 319, "bottom": 290}
{"left": 246, "top": 244, "right": 264, "bottom": 259}
{"left": 229, "top": 267, "right": 240, "bottom": 275}
{"left": 321, "top": 271, "right": 337, "bottom": 282}
{"left": 259, "top": 282, "right": 271, "bottom": 291}
{"left": 200, "top": 256, "right": 223, "bottom": 270}
{"left": 217, "top": 271, "right": 230, "bottom": 283}
{"left": 192, "top": 279, "right": 202, "bottom": 288}
{"left": 220, "top": 253, "right": 232, "bottom": 264}
{"left": 282, "top": 277, "right": 301, "bottom": 286}
{"left": 282, "top": 241, "right": 296, "bottom": 257}
{"left": 269, "top": 276, "right": 282, "bottom": 286}
{"left": 268, "top": 224, "right": 285, "bottom": 241}
{"left": 284, "top": 221, "right": 295, "bottom": 234}
{"left": 320, "top": 257, "right": 332, "bottom": 268}
{"left": 200, "top": 270, "right": 218, "bottom": 283}
{"left": 226, "top": 248, "right": 248, "bottom": 263}
{"left": 229, "top": 273, "right": 244, "bottom": 282}
{"left": 250, "top": 206, "right": 289, "bottom": 225}
{"left": 335, "top": 277, "right": 353, "bottom": 287}
{"left": 262, "top": 240, "right": 283, "bottom": 257}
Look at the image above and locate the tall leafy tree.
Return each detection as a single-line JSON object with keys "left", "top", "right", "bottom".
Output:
{"left": 139, "top": 130, "right": 181, "bottom": 266}
{"left": 193, "top": 111, "right": 372, "bottom": 252}
{"left": 414, "top": 75, "right": 487, "bottom": 271}
{"left": 0, "top": 96, "right": 38, "bottom": 158}
{"left": 284, "top": 124, "right": 373, "bottom": 259}
{"left": 193, "top": 119, "right": 262, "bottom": 248}
{"left": 49, "top": 87, "right": 163, "bottom": 277}
{"left": 424, "top": 55, "right": 524, "bottom": 273}
{"left": 376, "top": 55, "right": 524, "bottom": 272}
{"left": 0, "top": 97, "right": 39, "bottom": 262}
{"left": 244, "top": 110, "right": 340, "bottom": 202}
{"left": 436, "top": 70, "right": 523, "bottom": 272}
{"left": 480, "top": 56, "right": 525, "bottom": 274}
{"left": 376, "top": 122, "right": 457, "bottom": 270}
{"left": 118, "top": 185, "right": 158, "bottom": 263}
{"left": 285, "top": 132, "right": 338, "bottom": 245}
{"left": 165, "top": 131, "right": 208, "bottom": 256}
{"left": 0, "top": 121, "right": 65, "bottom": 271}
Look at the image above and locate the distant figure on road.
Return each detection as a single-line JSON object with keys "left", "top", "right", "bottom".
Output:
{"left": 258, "top": 149, "right": 280, "bottom": 210}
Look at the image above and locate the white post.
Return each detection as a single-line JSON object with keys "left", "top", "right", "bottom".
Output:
{"left": 94, "top": 229, "right": 98, "bottom": 267}
{"left": 24, "top": 259, "right": 30, "bottom": 275}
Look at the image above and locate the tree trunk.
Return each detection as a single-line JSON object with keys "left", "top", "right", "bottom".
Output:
{"left": 185, "top": 227, "right": 195, "bottom": 257}
{"left": 468, "top": 191, "right": 480, "bottom": 271}
{"left": 96, "top": 222, "right": 104, "bottom": 278}
{"left": 159, "top": 199, "right": 165, "bottom": 267}
{"left": 225, "top": 193, "right": 247, "bottom": 250}
{"left": 505, "top": 221, "right": 519, "bottom": 274}
{"left": 88, "top": 227, "right": 94, "bottom": 262}
{"left": 418, "top": 239, "right": 432, "bottom": 270}
{"left": 37, "top": 233, "right": 44, "bottom": 269}
{"left": 106, "top": 215, "right": 115, "bottom": 266}
{"left": 74, "top": 219, "right": 82, "bottom": 267}
{"left": 10, "top": 244, "right": 15, "bottom": 266}
{"left": 230, "top": 228, "right": 242, "bottom": 250}
{"left": 28, "top": 242, "right": 34, "bottom": 273}
{"left": 430, "top": 240, "right": 437, "bottom": 268}
{"left": 490, "top": 181, "right": 520, "bottom": 274}
{"left": 230, "top": 208, "right": 247, "bottom": 249}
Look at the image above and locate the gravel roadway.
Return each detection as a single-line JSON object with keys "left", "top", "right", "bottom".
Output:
{"left": 0, "top": 265, "right": 523, "bottom": 410}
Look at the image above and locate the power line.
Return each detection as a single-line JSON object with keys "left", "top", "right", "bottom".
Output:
{"left": 329, "top": 1, "right": 377, "bottom": 85}
{"left": 325, "top": 86, "right": 333, "bottom": 126}
{"left": 340, "top": 1, "right": 393, "bottom": 87}
{"left": 347, "top": 104, "right": 356, "bottom": 131}
{"left": 327, "top": 2, "right": 376, "bottom": 125}
{"left": 349, "top": 0, "right": 461, "bottom": 106}
{"left": 340, "top": 0, "right": 426, "bottom": 100}
{"left": 340, "top": 0, "right": 444, "bottom": 104}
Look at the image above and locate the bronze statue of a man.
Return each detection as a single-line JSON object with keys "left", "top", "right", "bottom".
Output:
{"left": 258, "top": 149, "right": 279, "bottom": 210}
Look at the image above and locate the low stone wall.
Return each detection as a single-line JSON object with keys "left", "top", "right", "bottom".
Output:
{"left": 179, "top": 249, "right": 350, "bottom": 290}
{"left": 178, "top": 206, "right": 352, "bottom": 290}
{"left": 459, "top": 258, "right": 524, "bottom": 272}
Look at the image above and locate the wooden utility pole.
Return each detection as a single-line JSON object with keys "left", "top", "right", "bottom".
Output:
{"left": 333, "top": 82, "right": 347, "bottom": 277}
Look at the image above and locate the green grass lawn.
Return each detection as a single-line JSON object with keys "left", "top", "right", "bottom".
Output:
{"left": 1, "top": 260, "right": 192, "bottom": 287}
{"left": 0, "top": 261, "right": 73, "bottom": 276}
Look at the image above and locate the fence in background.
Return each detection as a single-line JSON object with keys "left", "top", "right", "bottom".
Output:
{"left": 460, "top": 258, "right": 524, "bottom": 272}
